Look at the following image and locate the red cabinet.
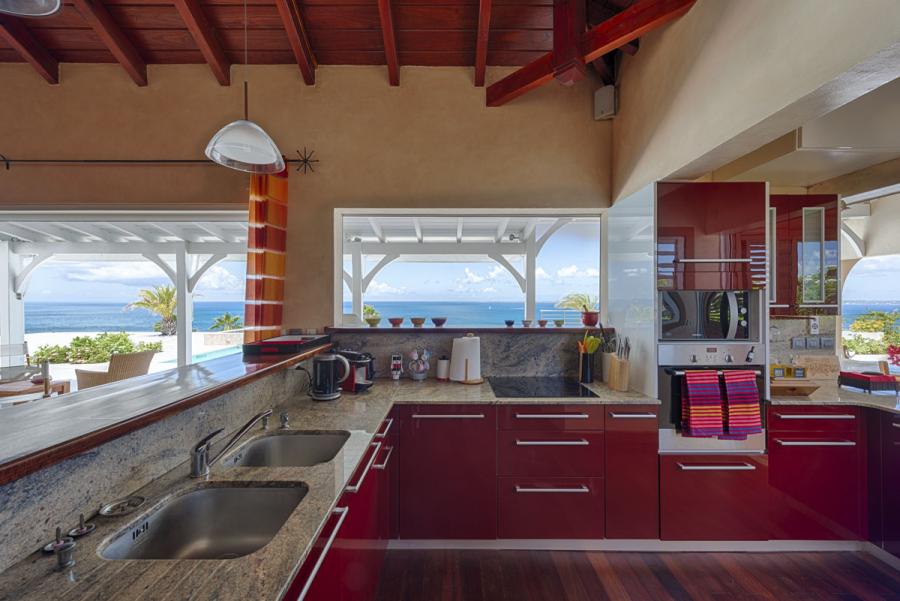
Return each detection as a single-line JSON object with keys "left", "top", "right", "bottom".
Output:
{"left": 769, "top": 194, "right": 840, "bottom": 316}
{"left": 768, "top": 405, "right": 865, "bottom": 540}
{"left": 498, "top": 477, "right": 604, "bottom": 538}
{"left": 374, "top": 410, "right": 399, "bottom": 542}
{"left": 604, "top": 406, "right": 659, "bottom": 539}
{"left": 399, "top": 404, "right": 497, "bottom": 539}
{"left": 497, "top": 430, "right": 604, "bottom": 477}
{"left": 660, "top": 454, "right": 769, "bottom": 540}
{"left": 498, "top": 404, "right": 606, "bottom": 431}
{"left": 338, "top": 442, "right": 383, "bottom": 601}
{"left": 882, "top": 412, "right": 900, "bottom": 557}
{"left": 283, "top": 507, "right": 348, "bottom": 601}
{"left": 656, "top": 181, "right": 768, "bottom": 290}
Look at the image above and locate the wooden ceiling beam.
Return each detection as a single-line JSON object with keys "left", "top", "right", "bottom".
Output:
{"left": 552, "top": 0, "right": 586, "bottom": 86}
{"left": 376, "top": 0, "right": 399, "bottom": 86}
{"left": 473, "top": 0, "right": 491, "bottom": 87}
{"left": 582, "top": 0, "right": 694, "bottom": 64}
{"left": 273, "top": 0, "right": 316, "bottom": 85}
{"left": 486, "top": 52, "right": 553, "bottom": 108}
{"left": 173, "top": 0, "right": 231, "bottom": 86}
{"left": 0, "top": 16, "right": 58, "bottom": 84}
{"left": 72, "top": 0, "right": 147, "bottom": 86}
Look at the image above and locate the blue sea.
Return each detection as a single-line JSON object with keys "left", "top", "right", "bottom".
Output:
{"left": 23, "top": 300, "right": 900, "bottom": 333}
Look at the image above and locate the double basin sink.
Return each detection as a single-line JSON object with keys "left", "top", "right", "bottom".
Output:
{"left": 100, "top": 430, "right": 350, "bottom": 561}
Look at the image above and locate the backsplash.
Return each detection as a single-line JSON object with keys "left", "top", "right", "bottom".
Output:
{"left": 769, "top": 316, "right": 840, "bottom": 379}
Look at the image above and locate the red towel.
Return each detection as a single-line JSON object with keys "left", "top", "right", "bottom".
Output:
{"left": 681, "top": 370, "right": 724, "bottom": 437}
{"left": 721, "top": 370, "right": 762, "bottom": 439}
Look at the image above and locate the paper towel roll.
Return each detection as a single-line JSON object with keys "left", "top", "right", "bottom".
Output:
{"left": 449, "top": 334, "right": 482, "bottom": 384}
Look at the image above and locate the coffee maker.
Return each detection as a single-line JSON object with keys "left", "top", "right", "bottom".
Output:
{"left": 310, "top": 353, "right": 351, "bottom": 401}
{"left": 337, "top": 350, "right": 375, "bottom": 393}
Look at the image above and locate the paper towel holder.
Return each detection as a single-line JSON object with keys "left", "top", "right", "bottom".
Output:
{"left": 450, "top": 332, "right": 484, "bottom": 385}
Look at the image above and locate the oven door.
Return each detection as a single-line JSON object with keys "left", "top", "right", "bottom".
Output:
{"left": 659, "top": 291, "right": 750, "bottom": 341}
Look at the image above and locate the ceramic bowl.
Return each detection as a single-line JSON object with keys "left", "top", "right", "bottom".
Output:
{"left": 553, "top": 319, "right": 565, "bottom": 327}
{"left": 365, "top": 317, "right": 381, "bottom": 328}
{"left": 538, "top": 319, "right": 548, "bottom": 328}
{"left": 388, "top": 317, "right": 405, "bottom": 328}
{"left": 431, "top": 317, "right": 447, "bottom": 327}
{"left": 504, "top": 320, "right": 515, "bottom": 328}
{"left": 581, "top": 311, "right": 600, "bottom": 327}
{"left": 410, "top": 317, "right": 426, "bottom": 328}
{"left": 521, "top": 319, "right": 532, "bottom": 328}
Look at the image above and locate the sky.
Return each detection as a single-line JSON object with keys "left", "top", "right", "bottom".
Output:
{"left": 843, "top": 255, "right": 900, "bottom": 301}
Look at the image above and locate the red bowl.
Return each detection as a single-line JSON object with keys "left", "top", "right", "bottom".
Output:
{"left": 581, "top": 311, "right": 600, "bottom": 327}
{"left": 388, "top": 317, "right": 405, "bottom": 327}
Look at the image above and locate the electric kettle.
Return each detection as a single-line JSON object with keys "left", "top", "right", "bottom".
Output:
{"left": 310, "top": 353, "right": 351, "bottom": 401}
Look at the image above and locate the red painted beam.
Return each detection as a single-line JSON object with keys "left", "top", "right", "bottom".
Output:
{"left": 377, "top": 0, "right": 399, "bottom": 86}
{"left": 72, "top": 0, "right": 147, "bottom": 86}
{"left": 0, "top": 16, "right": 58, "bottom": 84}
{"left": 473, "top": 0, "right": 492, "bottom": 87}
{"left": 274, "top": 0, "right": 316, "bottom": 85}
{"left": 174, "top": 0, "right": 231, "bottom": 86}
{"left": 486, "top": 52, "right": 554, "bottom": 108}
{"left": 552, "top": 0, "right": 586, "bottom": 86}
{"left": 582, "top": 0, "right": 694, "bottom": 64}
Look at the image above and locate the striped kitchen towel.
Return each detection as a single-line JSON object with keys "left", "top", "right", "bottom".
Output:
{"left": 721, "top": 370, "right": 763, "bottom": 439}
{"left": 681, "top": 370, "right": 725, "bottom": 437}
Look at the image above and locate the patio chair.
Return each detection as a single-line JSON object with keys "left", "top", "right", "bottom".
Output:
{"left": 75, "top": 350, "right": 156, "bottom": 390}
{"left": 0, "top": 343, "right": 40, "bottom": 384}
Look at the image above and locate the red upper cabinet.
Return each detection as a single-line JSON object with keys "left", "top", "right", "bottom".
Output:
{"left": 769, "top": 194, "right": 840, "bottom": 316}
{"left": 656, "top": 182, "right": 768, "bottom": 290}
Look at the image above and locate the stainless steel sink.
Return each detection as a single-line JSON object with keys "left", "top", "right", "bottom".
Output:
{"left": 223, "top": 431, "right": 351, "bottom": 468}
{"left": 100, "top": 485, "right": 307, "bottom": 560}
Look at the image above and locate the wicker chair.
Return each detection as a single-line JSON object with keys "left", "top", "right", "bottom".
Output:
{"left": 75, "top": 350, "right": 156, "bottom": 390}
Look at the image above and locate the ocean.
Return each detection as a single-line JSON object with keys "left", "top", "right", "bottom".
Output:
{"left": 23, "top": 300, "right": 900, "bottom": 333}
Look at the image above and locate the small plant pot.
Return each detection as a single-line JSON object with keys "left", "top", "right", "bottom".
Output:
{"left": 431, "top": 317, "right": 448, "bottom": 327}
{"left": 410, "top": 317, "right": 426, "bottom": 328}
{"left": 388, "top": 317, "right": 405, "bottom": 328}
{"left": 504, "top": 320, "right": 515, "bottom": 328}
{"left": 521, "top": 319, "right": 532, "bottom": 328}
{"left": 581, "top": 311, "right": 600, "bottom": 327}
{"left": 553, "top": 319, "right": 565, "bottom": 328}
{"left": 365, "top": 317, "right": 381, "bottom": 328}
{"left": 538, "top": 319, "right": 548, "bottom": 328}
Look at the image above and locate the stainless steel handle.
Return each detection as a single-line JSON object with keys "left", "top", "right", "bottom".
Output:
{"left": 775, "top": 413, "right": 855, "bottom": 420}
{"left": 373, "top": 445, "right": 394, "bottom": 470}
{"left": 775, "top": 439, "right": 856, "bottom": 447}
{"left": 798, "top": 304, "right": 839, "bottom": 308}
{"left": 411, "top": 414, "right": 485, "bottom": 419}
{"left": 608, "top": 412, "right": 657, "bottom": 419}
{"left": 675, "top": 258, "right": 753, "bottom": 264}
{"left": 667, "top": 369, "right": 762, "bottom": 377}
{"left": 514, "top": 485, "right": 590, "bottom": 494}
{"left": 677, "top": 462, "right": 756, "bottom": 471}
{"left": 515, "top": 439, "right": 589, "bottom": 446}
{"left": 374, "top": 418, "right": 393, "bottom": 439}
{"left": 892, "top": 422, "right": 900, "bottom": 429}
{"left": 770, "top": 304, "right": 790, "bottom": 308}
{"left": 345, "top": 442, "right": 381, "bottom": 493}
{"left": 296, "top": 507, "right": 349, "bottom": 601}
{"left": 514, "top": 413, "right": 589, "bottom": 420}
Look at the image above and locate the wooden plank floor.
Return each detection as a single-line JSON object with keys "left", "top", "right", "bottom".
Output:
{"left": 375, "top": 550, "right": 900, "bottom": 601}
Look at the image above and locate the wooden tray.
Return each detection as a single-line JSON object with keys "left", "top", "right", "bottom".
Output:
{"left": 770, "top": 381, "right": 820, "bottom": 397}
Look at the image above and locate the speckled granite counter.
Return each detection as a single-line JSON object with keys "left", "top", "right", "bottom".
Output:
{"left": 0, "top": 379, "right": 656, "bottom": 601}
{"left": 769, "top": 381, "right": 900, "bottom": 415}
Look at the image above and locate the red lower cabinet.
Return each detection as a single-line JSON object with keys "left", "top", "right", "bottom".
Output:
{"left": 604, "top": 406, "right": 659, "bottom": 539}
{"left": 283, "top": 508, "right": 347, "bottom": 601}
{"left": 497, "top": 430, "right": 604, "bottom": 477}
{"left": 338, "top": 442, "right": 383, "bottom": 601}
{"left": 660, "top": 454, "right": 769, "bottom": 541}
{"left": 498, "top": 477, "right": 604, "bottom": 538}
{"left": 882, "top": 412, "right": 900, "bottom": 557}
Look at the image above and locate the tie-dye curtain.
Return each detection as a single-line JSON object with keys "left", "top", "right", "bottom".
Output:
{"left": 244, "top": 166, "right": 288, "bottom": 343}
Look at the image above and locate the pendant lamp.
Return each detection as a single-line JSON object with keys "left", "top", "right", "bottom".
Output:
{"left": 0, "top": 0, "right": 61, "bottom": 17}
{"left": 205, "top": 0, "right": 284, "bottom": 174}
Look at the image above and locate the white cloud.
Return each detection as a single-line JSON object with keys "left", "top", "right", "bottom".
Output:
{"left": 556, "top": 264, "right": 600, "bottom": 279}
{"left": 487, "top": 265, "right": 505, "bottom": 279}
{"left": 482, "top": 286, "right": 497, "bottom": 293}
{"left": 368, "top": 280, "right": 405, "bottom": 295}
{"left": 195, "top": 265, "right": 242, "bottom": 291}
{"left": 462, "top": 268, "right": 485, "bottom": 283}
{"left": 535, "top": 267, "right": 550, "bottom": 280}
{"left": 64, "top": 262, "right": 169, "bottom": 286}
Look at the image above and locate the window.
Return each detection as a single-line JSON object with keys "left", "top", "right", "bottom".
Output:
{"left": 336, "top": 211, "right": 601, "bottom": 327}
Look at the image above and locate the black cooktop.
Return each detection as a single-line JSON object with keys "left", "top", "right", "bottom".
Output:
{"left": 487, "top": 377, "right": 598, "bottom": 398}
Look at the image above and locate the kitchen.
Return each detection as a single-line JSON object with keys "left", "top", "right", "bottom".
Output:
{"left": 2, "top": 0, "right": 900, "bottom": 600}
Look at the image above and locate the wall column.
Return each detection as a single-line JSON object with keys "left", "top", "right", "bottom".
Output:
{"left": 524, "top": 232, "right": 536, "bottom": 322}
{"left": 350, "top": 241, "right": 363, "bottom": 320}
{"left": 174, "top": 244, "right": 194, "bottom": 367}
{"left": 0, "top": 243, "right": 26, "bottom": 367}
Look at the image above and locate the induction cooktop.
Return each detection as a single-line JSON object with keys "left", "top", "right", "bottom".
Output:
{"left": 487, "top": 377, "right": 598, "bottom": 398}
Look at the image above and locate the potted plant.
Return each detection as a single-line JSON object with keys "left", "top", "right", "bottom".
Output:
{"left": 363, "top": 304, "right": 381, "bottom": 328}
{"left": 555, "top": 292, "right": 599, "bottom": 327}
{"left": 577, "top": 330, "right": 603, "bottom": 384}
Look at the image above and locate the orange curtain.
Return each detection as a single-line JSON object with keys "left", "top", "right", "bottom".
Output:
{"left": 244, "top": 166, "right": 288, "bottom": 343}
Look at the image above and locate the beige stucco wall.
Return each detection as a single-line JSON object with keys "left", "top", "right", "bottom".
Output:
{"left": 0, "top": 63, "right": 610, "bottom": 327}
{"left": 612, "top": 0, "right": 900, "bottom": 202}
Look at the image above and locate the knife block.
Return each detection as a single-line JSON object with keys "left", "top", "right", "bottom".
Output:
{"left": 607, "top": 356, "right": 630, "bottom": 392}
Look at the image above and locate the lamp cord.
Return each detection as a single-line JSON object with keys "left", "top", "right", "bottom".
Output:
{"left": 243, "top": 0, "right": 249, "bottom": 120}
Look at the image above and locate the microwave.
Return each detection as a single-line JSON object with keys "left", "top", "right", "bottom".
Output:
{"left": 659, "top": 290, "right": 756, "bottom": 341}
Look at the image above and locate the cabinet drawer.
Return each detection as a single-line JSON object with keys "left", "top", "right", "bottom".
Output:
{"left": 768, "top": 405, "right": 861, "bottom": 434}
{"left": 499, "top": 404, "right": 605, "bottom": 431}
{"left": 660, "top": 455, "right": 769, "bottom": 541}
{"left": 498, "top": 477, "right": 604, "bottom": 539}
{"left": 497, "top": 430, "right": 604, "bottom": 477}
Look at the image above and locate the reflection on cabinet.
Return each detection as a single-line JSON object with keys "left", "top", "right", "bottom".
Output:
{"left": 604, "top": 405, "right": 659, "bottom": 539}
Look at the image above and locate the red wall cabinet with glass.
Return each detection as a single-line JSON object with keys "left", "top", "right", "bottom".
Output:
{"left": 768, "top": 194, "right": 840, "bottom": 316}
{"left": 604, "top": 405, "right": 660, "bottom": 539}
{"left": 656, "top": 181, "right": 768, "bottom": 290}
{"left": 399, "top": 404, "right": 497, "bottom": 539}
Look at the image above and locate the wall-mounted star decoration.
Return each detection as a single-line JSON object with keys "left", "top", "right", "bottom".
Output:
{"left": 293, "top": 147, "right": 319, "bottom": 174}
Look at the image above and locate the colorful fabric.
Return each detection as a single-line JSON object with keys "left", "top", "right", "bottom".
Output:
{"left": 681, "top": 370, "right": 724, "bottom": 437}
{"left": 244, "top": 165, "right": 288, "bottom": 344}
{"left": 721, "top": 370, "right": 762, "bottom": 439}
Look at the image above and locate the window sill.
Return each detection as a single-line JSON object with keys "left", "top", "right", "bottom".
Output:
{"left": 326, "top": 327, "right": 609, "bottom": 335}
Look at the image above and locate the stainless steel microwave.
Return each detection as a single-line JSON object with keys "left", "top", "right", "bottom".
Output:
{"left": 659, "top": 290, "right": 754, "bottom": 341}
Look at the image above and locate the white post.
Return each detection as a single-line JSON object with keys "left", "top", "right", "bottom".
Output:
{"left": 525, "top": 231, "right": 536, "bottom": 322}
{"left": 174, "top": 245, "right": 194, "bottom": 367}
{"left": 0, "top": 243, "right": 26, "bottom": 367}
{"left": 351, "top": 241, "right": 363, "bottom": 320}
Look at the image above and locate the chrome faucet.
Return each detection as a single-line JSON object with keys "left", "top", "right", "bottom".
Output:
{"left": 190, "top": 409, "right": 273, "bottom": 478}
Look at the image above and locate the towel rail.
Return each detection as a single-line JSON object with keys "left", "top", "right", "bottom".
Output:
{"left": 664, "top": 369, "right": 763, "bottom": 377}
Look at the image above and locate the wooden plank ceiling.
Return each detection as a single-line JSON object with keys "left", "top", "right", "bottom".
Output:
{"left": 0, "top": 0, "right": 639, "bottom": 86}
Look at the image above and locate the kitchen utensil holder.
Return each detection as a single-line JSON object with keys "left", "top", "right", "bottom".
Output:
{"left": 608, "top": 356, "right": 630, "bottom": 392}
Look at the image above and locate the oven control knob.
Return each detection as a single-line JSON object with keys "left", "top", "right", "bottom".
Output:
{"left": 690, "top": 354, "right": 698, "bottom": 364}
{"left": 724, "top": 353, "right": 734, "bottom": 364}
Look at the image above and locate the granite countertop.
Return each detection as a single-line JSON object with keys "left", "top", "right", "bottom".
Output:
{"left": 769, "top": 380, "right": 900, "bottom": 415}
{"left": 0, "top": 378, "right": 657, "bottom": 601}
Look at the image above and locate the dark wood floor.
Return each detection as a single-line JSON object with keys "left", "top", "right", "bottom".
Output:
{"left": 375, "top": 550, "right": 900, "bottom": 601}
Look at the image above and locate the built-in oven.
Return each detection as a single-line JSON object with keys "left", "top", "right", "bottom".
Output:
{"left": 659, "top": 290, "right": 758, "bottom": 341}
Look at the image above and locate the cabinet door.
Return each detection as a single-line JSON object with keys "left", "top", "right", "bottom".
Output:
{"left": 283, "top": 508, "right": 348, "bottom": 601}
{"left": 660, "top": 455, "right": 769, "bottom": 541}
{"left": 769, "top": 434, "right": 864, "bottom": 540}
{"left": 373, "top": 419, "right": 396, "bottom": 569}
{"left": 656, "top": 182, "right": 768, "bottom": 290}
{"left": 605, "top": 406, "right": 659, "bottom": 539}
{"left": 374, "top": 408, "right": 399, "bottom": 540}
{"left": 768, "top": 405, "right": 860, "bottom": 435}
{"left": 883, "top": 413, "right": 900, "bottom": 557}
{"left": 338, "top": 442, "right": 382, "bottom": 601}
{"left": 497, "top": 430, "right": 604, "bottom": 477}
{"left": 498, "top": 477, "right": 604, "bottom": 538}
{"left": 399, "top": 404, "right": 497, "bottom": 539}
{"left": 769, "top": 196, "right": 795, "bottom": 315}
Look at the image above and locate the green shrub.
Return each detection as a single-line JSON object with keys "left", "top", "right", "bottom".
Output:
{"left": 844, "top": 334, "right": 887, "bottom": 355}
{"left": 32, "top": 332, "right": 161, "bottom": 364}
{"left": 31, "top": 344, "right": 70, "bottom": 364}
{"left": 849, "top": 310, "right": 900, "bottom": 334}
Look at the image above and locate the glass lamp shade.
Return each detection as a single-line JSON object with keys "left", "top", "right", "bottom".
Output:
{"left": 204, "top": 119, "right": 285, "bottom": 174}
{"left": 0, "top": 0, "right": 61, "bottom": 16}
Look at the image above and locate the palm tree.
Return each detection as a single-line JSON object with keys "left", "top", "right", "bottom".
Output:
{"left": 555, "top": 293, "right": 598, "bottom": 312}
{"left": 211, "top": 312, "right": 243, "bottom": 331}
{"left": 128, "top": 285, "right": 177, "bottom": 336}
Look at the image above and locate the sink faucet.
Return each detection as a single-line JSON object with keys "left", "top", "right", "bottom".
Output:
{"left": 190, "top": 409, "right": 273, "bottom": 478}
